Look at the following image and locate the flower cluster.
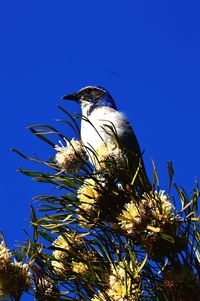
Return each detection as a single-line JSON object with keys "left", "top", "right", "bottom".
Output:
{"left": 117, "top": 200, "right": 146, "bottom": 235}
{"left": 118, "top": 191, "right": 174, "bottom": 236}
{"left": 55, "top": 138, "right": 88, "bottom": 172}
{"left": 0, "top": 240, "right": 10, "bottom": 271}
{"left": 92, "top": 142, "right": 127, "bottom": 173}
{"left": 107, "top": 261, "right": 133, "bottom": 300}
{"left": 92, "top": 260, "right": 140, "bottom": 301}
{"left": 12, "top": 109, "right": 200, "bottom": 301}
{"left": 77, "top": 178, "right": 102, "bottom": 224}
{"left": 77, "top": 179, "right": 101, "bottom": 206}
{"left": 52, "top": 232, "right": 79, "bottom": 274}
{"left": 51, "top": 231, "right": 101, "bottom": 280}
{"left": 71, "top": 261, "right": 88, "bottom": 274}
{"left": 0, "top": 241, "right": 31, "bottom": 299}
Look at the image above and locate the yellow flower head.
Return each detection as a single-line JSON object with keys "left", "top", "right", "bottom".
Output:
{"left": 117, "top": 201, "right": 144, "bottom": 235}
{"left": 144, "top": 190, "right": 173, "bottom": 220}
{"left": 52, "top": 235, "right": 70, "bottom": 260}
{"left": 71, "top": 261, "right": 88, "bottom": 274}
{"left": 55, "top": 138, "right": 88, "bottom": 172}
{"left": 0, "top": 241, "right": 10, "bottom": 270}
{"left": 51, "top": 260, "right": 66, "bottom": 275}
{"left": 91, "top": 260, "right": 140, "bottom": 301}
{"left": 77, "top": 179, "right": 102, "bottom": 225}
{"left": 107, "top": 261, "right": 133, "bottom": 300}
{"left": 12, "top": 260, "right": 31, "bottom": 287}
{"left": 77, "top": 178, "right": 101, "bottom": 205}
{"left": 93, "top": 143, "right": 127, "bottom": 172}
{"left": 52, "top": 232, "right": 78, "bottom": 274}
{"left": 0, "top": 259, "right": 31, "bottom": 298}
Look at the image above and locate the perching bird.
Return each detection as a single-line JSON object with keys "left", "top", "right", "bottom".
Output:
{"left": 62, "top": 86, "right": 151, "bottom": 192}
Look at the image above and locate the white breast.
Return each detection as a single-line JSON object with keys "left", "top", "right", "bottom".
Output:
{"left": 81, "top": 107, "right": 129, "bottom": 151}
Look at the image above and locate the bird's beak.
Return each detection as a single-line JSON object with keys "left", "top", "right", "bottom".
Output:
{"left": 61, "top": 93, "right": 80, "bottom": 102}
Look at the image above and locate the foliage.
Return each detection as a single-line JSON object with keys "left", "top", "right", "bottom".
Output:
{"left": 2, "top": 106, "right": 200, "bottom": 301}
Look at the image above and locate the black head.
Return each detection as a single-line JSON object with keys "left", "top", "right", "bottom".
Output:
{"left": 62, "top": 86, "right": 117, "bottom": 110}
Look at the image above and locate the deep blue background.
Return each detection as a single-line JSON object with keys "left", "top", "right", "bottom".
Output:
{"left": 0, "top": 1, "right": 200, "bottom": 300}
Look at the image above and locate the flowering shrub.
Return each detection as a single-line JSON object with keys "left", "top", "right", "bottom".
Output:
{"left": 8, "top": 108, "right": 200, "bottom": 301}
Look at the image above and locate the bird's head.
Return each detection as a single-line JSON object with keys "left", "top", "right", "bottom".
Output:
{"left": 62, "top": 86, "right": 117, "bottom": 115}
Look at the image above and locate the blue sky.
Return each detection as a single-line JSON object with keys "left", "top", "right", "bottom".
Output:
{"left": 1, "top": 1, "right": 200, "bottom": 299}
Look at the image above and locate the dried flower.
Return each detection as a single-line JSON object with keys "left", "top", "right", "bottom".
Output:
{"left": 0, "top": 259, "right": 31, "bottom": 299}
{"left": 0, "top": 241, "right": 31, "bottom": 298}
{"left": 12, "top": 260, "right": 31, "bottom": 287}
{"left": 55, "top": 138, "right": 88, "bottom": 172}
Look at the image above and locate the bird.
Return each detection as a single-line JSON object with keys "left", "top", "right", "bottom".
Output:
{"left": 62, "top": 86, "right": 151, "bottom": 192}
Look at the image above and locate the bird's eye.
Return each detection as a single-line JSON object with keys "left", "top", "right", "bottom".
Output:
{"left": 91, "top": 89, "right": 104, "bottom": 99}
